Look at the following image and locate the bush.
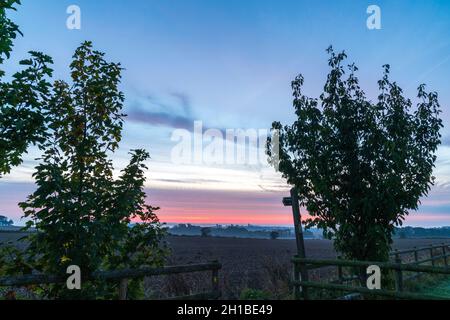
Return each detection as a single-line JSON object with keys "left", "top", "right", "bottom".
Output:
{"left": 239, "top": 288, "right": 272, "bottom": 300}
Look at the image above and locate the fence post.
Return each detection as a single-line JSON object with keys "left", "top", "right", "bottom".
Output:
{"left": 394, "top": 257, "right": 403, "bottom": 293}
{"left": 430, "top": 245, "right": 435, "bottom": 266}
{"left": 119, "top": 278, "right": 128, "bottom": 300}
{"left": 443, "top": 244, "right": 448, "bottom": 267}
{"left": 211, "top": 261, "right": 220, "bottom": 299}
{"left": 394, "top": 249, "right": 401, "bottom": 263}
{"left": 337, "top": 256, "right": 343, "bottom": 284}
{"left": 293, "top": 260, "right": 301, "bottom": 300}
{"left": 413, "top": 247, "right": 419, "bottom": 264}
{"left": 290, "top": 188, "right": 309, "bottom": 300}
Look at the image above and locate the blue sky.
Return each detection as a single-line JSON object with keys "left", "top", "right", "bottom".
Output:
{"left": 1, "top": 0, "right": 450, "bottom": 227}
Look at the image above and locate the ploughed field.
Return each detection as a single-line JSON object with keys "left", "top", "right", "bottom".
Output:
{"left": 0, "top": 232, "right": 447, "bottom": 299}
{"left": 152, "top": 236, "right": 448, "bottom": 299}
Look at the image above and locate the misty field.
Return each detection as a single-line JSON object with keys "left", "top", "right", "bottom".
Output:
{"left": 1, "top": 232, "right": 448, "bottom": 299}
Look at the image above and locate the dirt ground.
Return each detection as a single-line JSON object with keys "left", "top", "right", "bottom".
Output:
{"left": 147, "top": 236, "right": 448, "bottom": 299}
{"left": 166, "top": 235, "right": 447, "bottom": 263}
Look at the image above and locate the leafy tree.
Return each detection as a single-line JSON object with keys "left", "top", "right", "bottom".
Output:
{"left": 0, "top": 0, "right": 53, "bottom": 177}
{"left": 0, "top": 214, "right": 13, "bottom": 226}
{"left": 267, "top": 47, "right": 442, "bottom": 262}
{"left": 0, "top": 0, "right": 21, "bottom": 65}
{"left": 1, "top": 42, "right": 167, "bottom": 299}
{"left": 269, "top": 231, "right": 279, "bottom": 240}
{"left": 201, "top": 227, "right": 212, "bottom": 238}
{"left": 398, "top": 230, "right": 407, "bottom": 239}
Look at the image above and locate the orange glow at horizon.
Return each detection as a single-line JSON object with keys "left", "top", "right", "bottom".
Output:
{"left": 146, "top": 188, "right": 450, "bottom": 227}
{"left": 155, "top": 205, "right": 313, "bottom": 225}
{"left": 157, "top": 211, "right": 309, "bottom": 226}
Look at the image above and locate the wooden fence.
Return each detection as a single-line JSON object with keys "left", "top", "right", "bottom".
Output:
{"left": 0, "top": 261, "right": 222, "bottom": 300}
{"left": 390, "top": 243, "right": 449, "bottom": 282}
{"left": 391, "top": 243, "right": 449, "bottom": 265}
{"left": 292, "top": 243, "right": 450, "bottom": 300}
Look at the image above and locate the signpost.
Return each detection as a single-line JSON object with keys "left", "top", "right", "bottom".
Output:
{"left": 283, "top": 188, "right": 309, "bottom": 300}
{"left": 282, "top": 197, "right": 292, "bottom": 207}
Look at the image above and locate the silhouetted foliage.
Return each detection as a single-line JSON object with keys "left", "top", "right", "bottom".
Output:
{"left": 0, "top": 215, "right": 13, "bottom": 226}
{"left": 267, "top": 47, "right": 443, "bottom": 262}
{"left": 395, "top": 226, "right": 450, "bottom": 239}
{"left": 0, "top": 42, "right": 168, "bottom": 299}
{"left": 0, "top": 0, "right": 53, "bottom": 176}
{"left": 269, "top": 231, "right": 279, "bottom": 240}
{"left": 201, "top": 227, "right": 212, "bottom": 238}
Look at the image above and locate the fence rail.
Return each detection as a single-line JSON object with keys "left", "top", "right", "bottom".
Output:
{"left": 0, "top": 261, "right": 222, "bottom": 300}
{"left": 390, "top": 243, "right": 449, "bottom": 281}
{"left": 390, "top": 243, "right": 449, "bottom": 257}
{"left": 294, "top": 280, "right": 448, "bottom": 300}
{"left": 292, "top": 250, "right": 450, "bottom": 300}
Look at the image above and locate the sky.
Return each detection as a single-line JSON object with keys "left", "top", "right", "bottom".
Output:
{"left": 1, "top": 0, "right": 450, "bottom": 227}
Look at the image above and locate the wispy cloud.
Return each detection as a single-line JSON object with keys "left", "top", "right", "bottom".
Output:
{"left": 128, "top": 109, "right": 194, "bottom": 130}
{"left": 127, "top": 93, "right": 197, "bottom": 130}
{"left": 154, "top": 178, "right": 223, "bottom": 185}
{"left": 125, "top": 92, "right": 269, "bottom": 146}
{"left": 442, "top": 135, "right": 450, "bottom": 147}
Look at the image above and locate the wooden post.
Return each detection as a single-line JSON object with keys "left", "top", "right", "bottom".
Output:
{"left": 211, "top": 261, "right": 220, "bottom": 299}
{"left": 119, "top": 278, "right": 128, "bottom": 300}
{"left": 430, "top": 245, "right": 435, "bottom": 266}
{"left": 337, "top": 256, "right": 343, "bottom": 284}
{"left": 413, "top": 247, "right": 419, "bottom": 264}
{"left": 394, "top": 250, "right": 401, "bottom": 263}
{"left": 442, "top": 244, "right": 448, "bottom": 267}
{"left": 394, "top": 257, "right": 403, "bottom": 293}
{"left": 290, "top": 188, "right": 309, "bottom": 300}
{"left": 293, "top": 261, "right": 301, "bottom": 300}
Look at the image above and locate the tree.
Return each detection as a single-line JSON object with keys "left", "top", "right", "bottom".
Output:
{"left": 0, "top": 215, "right": 13, "bottom": 226}
{"left": 267, "top": 47, "right": 442, "bottom": 262}
{"left": 201, "top": 227, "right": 212, "bottom": 238}
{"left": 269, "top": 231, "right": 279, "bottom": 240}
{"left": 0, "top": 0, "right": 53, "bottom": 177}
{"left": 398, "top": 230, "right": 407, "bottom": 239}
{"left": 1, "top": 42, "right": 167, "bottom": 299}
{"left": 0, "top": 0, "right": 21, "bottom": 67}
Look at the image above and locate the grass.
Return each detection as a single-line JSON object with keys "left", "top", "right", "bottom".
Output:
{"left": 410, "top": 276, "right": 450, "bottom": 297}
{"left": 402, "top": 256, "right": 450, "bottom": 299}
{"left": 426, "top": 278, "right": 450, "bottom": 296}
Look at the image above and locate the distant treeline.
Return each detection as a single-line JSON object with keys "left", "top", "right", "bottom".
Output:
{"left": 169, "top": 224, "right": 315, "bottom": 239}
{"left": 394, "top": 226, "right": 450, "bottom": 239}
{"left": 168, "top": 224, "right": 450, "bottom": 240}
